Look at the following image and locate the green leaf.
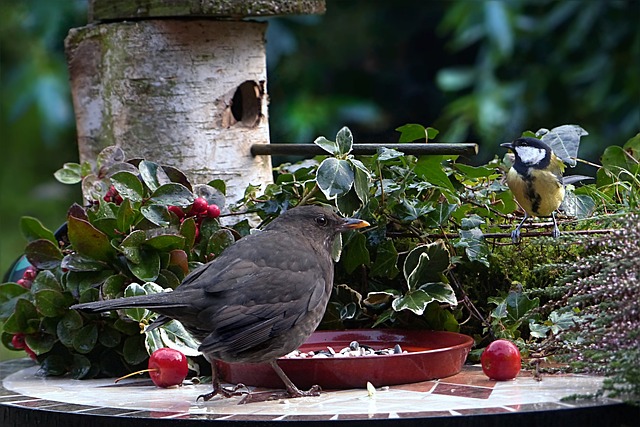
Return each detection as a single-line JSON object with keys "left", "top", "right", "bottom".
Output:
{"left": 207, "top": 229, "right": 235, "bottom": 257}
{"left": 20, "top": 217, "right": 56, "bottom": 243}
{"left": 149, "top": 183, "right": 194, "bottom": 207}
{"left": 119, "top": 230, "right": 147, "bottom": 263}
{"left": 111, "top": 171, "right": 144, "bottom": 202}
{"left": 157, "top": 320, "right": 202, "bottom": 356}
{"left": 208, "top": 179, "right": 226, "bottom": 195}
{"left": 57, "top": 310, "right": 84, "bottom": 347}
{"left": 342, "top": 232, "right": 370, "bottom": 274}
{"left": 502, "top": 290, "right": 540, "bottom": 325}
{"left": 35, "top": 289, "right": 70, "bottom": 317}
{"left": 31, "top": 270, "right": 62, "bottom": 292}
{"left": 54, "top": 162, "right": 83, "bottom": 184}
{"left": 61, "top": 253, "right": 109, "bottom": 272}
{"left": 418, "top": 282, "right": 457, "bottom": 306}
{"left": 335, "top": 126, "right": 353, "bottom": 155}
{"left": 424, "top": 203, "right": 456, "bottom": 227}
{"left": 456, "top": 228, "right": 490, "bottom": 267}
{"left": 336, "top": 188, "right": 362, "bottom": 217}
{"left": 392, "top": 289, "right": 434, "bottom": 315}
{"left": 96, "top": 146, "right": 126, "bottom": 172}
{"left": 127, "top": 249, "right": 161, "bottom": 282}
{"left": 403, "top": 241, "right": 450, "bottom": 287}
{"left": 70, "top": 354, "right": 92, "bottom": 379}
{"left": 370, "top": 239, "right": 400, "bottom": 279}
{"left": 414, "top": 155, "right": 456, "bottom": 193}
{"left": 180, "top": 217, "right": 197, "bottom": 251}
{"left": 73, "top": 324, "right": 99, "bottom": 354}
{"left": 316, "top": 158, "right": 355, "bottom": 200}
{"left": 67, "top": 215, "right": 114, "bottom": 261}
{"left": 24, "top": 239, "right": 63, "bottom": 269}
{"left": 140, "top": 204, "right": 171, "bottom": 226}
{"left": 350, "top": 158, "right": 371, "bottom": 204}
{"left": 540, "top": 124, "right": 588, "bottom": 167}
{"left": 102, "top": 274, "right": 127, "bottom": 299}
{"left": 25, "top": 333, "right": 56, "bottom": 355}
{"left": 313, "top": 136, "right": 339, "bottom": 155}
{"left": 145, "top": 234, "right": 185, "bottom": 252}
{"left": 123, "top": 334, "right": 149, "bottom": 365}
{"left": 139, "top": 160, "right": 170, "bottom": 192}
{"left": 3, "top": 299, "right": 39, "bottom": 334}
{"left": 38, "top": 355, "right": 67, "bottom": 376}
{"left": 193, "top": 184, "right": 226, "bottom": 209}
{"left": 377, "top": 147, "right": 404, "bottom": 161}
{"left": 98, "top": 325, "right": 122, "bottom": 348}
{"left": 0, "top": 283, "right": 30, "bottom": 320}
{"left": 124, "top": 283, "right": 148, "bottom": 321}
{"left": 560, "top": 191, "right": 596, "bottom": 218}
{"left": 461, "top": 214, "right": 485, "bottom": 230}
{"left": 116, "top": 198, "right": 138, "bottom": 232}
{"left": 396, "top": 124, "right": 428, "bottom": 142}
{"left": 454, "top": 163, "right": 497, "bottom": 179}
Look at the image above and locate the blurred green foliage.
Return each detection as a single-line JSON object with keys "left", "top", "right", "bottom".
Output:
{"left": 1, "top": 0, "right": 638, "bottom": 361}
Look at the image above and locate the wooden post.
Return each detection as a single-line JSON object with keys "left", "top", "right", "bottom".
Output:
{"left": 65, "top": 0, "right": 326, "bottom": 204}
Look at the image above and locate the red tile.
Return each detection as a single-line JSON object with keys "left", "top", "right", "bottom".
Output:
{"left": 389, "top": 380, "right": 437, "bottom": 393}
{"left": 432, "top": 383, "right": 493, "bottom": 399}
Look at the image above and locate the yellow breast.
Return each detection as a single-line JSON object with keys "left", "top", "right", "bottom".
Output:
{"left": 506, "top": 168, "right": 564, "bottom": 217}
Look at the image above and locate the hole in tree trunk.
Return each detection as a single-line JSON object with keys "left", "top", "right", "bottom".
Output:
{"left": 230, "top": 80, "right": 262, "bottom": 127}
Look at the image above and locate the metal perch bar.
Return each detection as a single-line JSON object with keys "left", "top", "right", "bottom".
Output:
{"left": 251, "top": 143, "right": 478, "bottom": 157}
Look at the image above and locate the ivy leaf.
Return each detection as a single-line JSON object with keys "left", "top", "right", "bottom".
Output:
{"left": 316, "top": 158, "right": 354, "bottom": 200}
{"left": 377, "top": 147, "right": 404, "bottom": 161}
{"left": 418, "top": 282, "right": 457, "bottom": 306}
{"left": 336, "top": 188, "right": 362, "bottom": 217}
{"left": 24, "top": 239, "right": 63, "bottom": 269}
{"left": 67, "top": 215, "right": 114, "bottom": 262}
{"left": 314, "top": 136, "right": 339, "bottom": 155}
{"left": 414, "top": 155, "right": 456, "bottom": 193}
{"left": 335, "top": 126, "right": 353, "bottom": 155}
{"left": 149, "top": 183, "right": 194, "bottom": 207}
{"left": 424, "top": 203, "right": 456, "bottom": 227}
{"left": 139, "top": 160, "right": 170, "bottom": 192}
{"left": 392, "top": 289, "right": 434, "bottom": 315}
{"left": 403, "top": 241, "right": 450, "bottom": 288}
{"left": 503, "top": 290, "right": 539, "bottom": 325}
{"left": 456, "top": 228, "right": 490, "bottom": 267}
{"left": 396, "top": 123, "right": 428, "bottom": 142}
{"left": 111, "top": 171, "right": 144, "bottom": 202}
{"left": 350, "top": 158, "right": 371, "bottom": 204}
{"left": 560, "top": 191, "right": 596, "bottom": 218}
{"left": 341, "top": 232, "right": 370, "bottom": 274}
{"left": 20, "top": 217, "right": 57, "bottom": 244}
{"left": 539, "top": 124, "right": 588, "bottom": 167}
{"left": 157, "top": 320, "right": 202, "bottom": 357}
{"left": 370, "top": 239, "right": 400, "bottom": 279}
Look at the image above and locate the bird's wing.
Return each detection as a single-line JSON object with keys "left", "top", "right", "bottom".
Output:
{"left": 193, "top": 233, "right": 330, "bottom": 357}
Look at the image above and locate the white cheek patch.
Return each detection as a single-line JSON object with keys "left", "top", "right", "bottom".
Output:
{"left": 515, "top": 146, "right": 546, "bottom": 165}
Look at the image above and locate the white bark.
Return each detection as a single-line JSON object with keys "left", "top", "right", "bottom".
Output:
{"left": 65, "top": 20, "right": 273, "bottom": 205}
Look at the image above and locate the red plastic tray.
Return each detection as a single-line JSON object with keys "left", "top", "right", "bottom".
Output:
{"left": 217, "top": 329, "right": 474, "bottom": 389}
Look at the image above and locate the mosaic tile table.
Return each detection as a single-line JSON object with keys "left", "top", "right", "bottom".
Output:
{"left": 0, "top": 359, "right": 635, "bottom": 426}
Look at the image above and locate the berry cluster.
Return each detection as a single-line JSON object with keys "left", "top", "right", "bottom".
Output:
{"left": 103, "top": 185, "right": 124, "bottom": 204}
{"left": 11, "top": 333, "right": 37, "bottom": 361}
{"left": 16, "top": 265, "right": 37, "bottom": 289}
{"left": 168, "top": 197, "right": 221, "bottom": 240}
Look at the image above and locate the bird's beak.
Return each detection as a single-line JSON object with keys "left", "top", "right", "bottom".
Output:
{"left": 500, "top": 142, "right": 513, "bottom": 150}
{"left": 339, "top": 218, "right": 369, "bottom": 231}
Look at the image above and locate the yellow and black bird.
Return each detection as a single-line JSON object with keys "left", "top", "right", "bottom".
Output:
{"left": 501, "top": 137, "right": 566, "bottom": 242}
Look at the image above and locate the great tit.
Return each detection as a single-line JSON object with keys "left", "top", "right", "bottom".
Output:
{"left": 501, "top": 137, "right": 565, "bottom": 242}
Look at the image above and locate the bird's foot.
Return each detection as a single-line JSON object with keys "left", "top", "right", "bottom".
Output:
{"left": 551, "top": 226, "right": 560, "bottom": 238}
{"left": 197, "top": 383, "right": 248, "bottom": 401}
{"left": 511, "top": 228, "right": 521, "bottom": 243}
{"left": 237, "top": 385, "right": 321, "bottom": 404}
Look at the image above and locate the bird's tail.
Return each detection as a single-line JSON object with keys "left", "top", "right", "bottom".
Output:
{"left": 71, "top": 293, "right": 188, "bottom": 314}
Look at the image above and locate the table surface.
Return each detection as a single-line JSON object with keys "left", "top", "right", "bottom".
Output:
{"left": 0, "top": 358, "right": 635, "bottom": 426}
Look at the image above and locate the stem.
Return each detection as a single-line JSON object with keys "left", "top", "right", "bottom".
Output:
{"left": 115, "top": 368, "right": 158, "bottom": 383}
{"left": 298, "top": 183, "right": 320, "bottom": 206}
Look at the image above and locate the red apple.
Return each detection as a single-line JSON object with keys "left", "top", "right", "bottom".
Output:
{"left": 481, "top": 339, "right": 521, "bottom": 380}
{"left": 148, "top": 348, "right": 189, "bottom": 388}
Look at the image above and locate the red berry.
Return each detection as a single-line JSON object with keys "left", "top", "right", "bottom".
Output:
{"left": 24, "top": 345, "right": 37, "bottom": 361}
{"left": 11, "top": 334, "right": 26, "bottom": 350}
{"left": 481, "top": 339, "right": 521, "bottom": 381}
{"left": 16, "top": 279, "right": 31, "bottom": 289}
{"left": 207, "top": 204, "right": 221, "bottom": 218}
{"left": 148, "top": 348, "right": 188, "bottom": 388}
{"left": 168, "top": 205, "right": 185, "bottom": 219}
{"left": 23, "top": 266, "right": 37, "bottom": 281}
{"left": 191, "top": 197, "right": 208, "bottom": 215}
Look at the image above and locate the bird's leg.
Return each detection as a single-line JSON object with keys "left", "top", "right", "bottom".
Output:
{"left": 270, "top": 360, "right": 321, "bottom": 398}
{"left": 551, "top": 211, "right": 560, "bottom": 238}
{"left": 511, "top": 212, "right": 529, "bottom": 243}
{"left": 197, "top": 362, "right": 248, "bottom": 401}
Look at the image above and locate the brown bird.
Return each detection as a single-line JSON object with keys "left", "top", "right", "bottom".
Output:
{"left": 71, "top": 205, "right": 369, "bottom": 400}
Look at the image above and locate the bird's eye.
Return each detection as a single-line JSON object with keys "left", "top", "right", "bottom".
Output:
{"left": 315, "top": 215, "right": 328, "bottom": 227}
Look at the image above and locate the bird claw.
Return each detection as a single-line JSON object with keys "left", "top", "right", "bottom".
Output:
{"left": 511, "top": 228, "right": 521, "bottom": 243}
{"left": 551, "top": 226, "right": 560, "bottom": 238}
{"left": 197, "top": 383, "right": 249, "bottom": 401}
